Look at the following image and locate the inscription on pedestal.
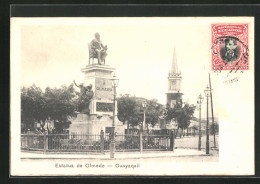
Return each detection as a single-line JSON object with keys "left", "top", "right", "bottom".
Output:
{"left": 96, "top": 102, "right": 113, "bottom": 112}
{"left": 95, "top": 78, "right": 113, "bottom": 100}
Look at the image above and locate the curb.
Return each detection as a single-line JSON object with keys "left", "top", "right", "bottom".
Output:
{"left": 21, "top": 153, "right": 212, "bottom": 160}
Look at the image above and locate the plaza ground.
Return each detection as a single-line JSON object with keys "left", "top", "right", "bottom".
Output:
{"left": 21, "top": 151, "right": 218, "bottom": 162}
{"left": 175, "top": 134, "right": 219, "bottom": 149}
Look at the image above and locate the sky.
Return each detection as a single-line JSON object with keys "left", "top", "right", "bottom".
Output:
{"left": 18, "top": 17, "right": 220, "bottom": 117}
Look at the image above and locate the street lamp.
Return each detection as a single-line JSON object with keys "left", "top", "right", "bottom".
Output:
{"left": 209, "top": 73, "right": 217, "bottom": 148}
{"left": 110, "top": 73, "right": 119, "bottom": 159}
{"left": 142, "top": 101, "right": 147, "bottom": 132}
{"left": 139, "top": 101, "right": 147, "bottom": 153}
{"left": 204, "top": 85, "right": 211, "bottom": 155}
{"left": 197, "top": 94, "right": 204, "bottom": 151}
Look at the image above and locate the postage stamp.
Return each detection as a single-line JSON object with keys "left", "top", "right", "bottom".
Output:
{"left": 211, "top": 24, "right": 249, "bottom": 71}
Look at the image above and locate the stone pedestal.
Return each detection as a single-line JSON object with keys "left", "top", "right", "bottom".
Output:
{"left": 69, "top": 64, "right": 125, "bottom": 135}
{"left": 69, "top": 114, "right": 92, "bottom": 135}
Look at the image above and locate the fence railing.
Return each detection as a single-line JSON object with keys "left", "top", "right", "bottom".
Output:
{"left": 174, "top": 128, "right": 206, "bottom": 138}
{"left": 21, "top": 134, "right": 45, "bottom": 151}
{"left": 47, "top": 134, "right": 101, "bottom": 152}
{"left": 105, "top": 134, "right": 140, "bottom": 151}
{"left": 21, "top": 130, "right": 175, "bottom": 153}
{"left": 142, "top": 135, "right": 172, "bottom": 150}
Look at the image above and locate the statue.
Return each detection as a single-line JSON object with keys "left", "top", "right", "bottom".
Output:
{"left": 88, "top": 32, "right": 108, "bottom": 65}
{"left": 73, "top": 80, "right": 94, "bottom": 114}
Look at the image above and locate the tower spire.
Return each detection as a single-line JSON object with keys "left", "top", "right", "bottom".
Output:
{"left": 167, "top": 46, "right": 183, "bottom": 108}
{"left": 171, "top": 47, "right": 178, "bottom": 74}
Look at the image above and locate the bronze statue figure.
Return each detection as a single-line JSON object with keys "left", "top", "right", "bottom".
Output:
{"left": 73, "top": 80, "right": 94, "bottom": 114}
{"left": 88, "top": 32, "right": 108, "bottom": 65}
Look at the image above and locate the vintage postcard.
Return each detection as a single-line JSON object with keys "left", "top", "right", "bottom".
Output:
{"left": 10, "top": 17, "right": 254, "bottom": 176}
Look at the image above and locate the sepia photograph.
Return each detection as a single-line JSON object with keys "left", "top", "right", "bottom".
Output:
{"left": 10, "top": 17, "right": 254, "bottom": 176}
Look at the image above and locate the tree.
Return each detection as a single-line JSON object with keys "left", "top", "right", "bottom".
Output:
{"left": 117, "top": 94, "right": 140, "bottom": 129}
{"left": 21, "top": 84, "right": 77, "bottom": 133}
{"left": 117, "top": 95, "right": 164, "bottom": 130}
{"left": 138, "top": 98, "right": 164, "bottom": 129}
{"left": 165, "top": 102, "right": 196, "bottom": 137}
{"left": 21, "top": 84, "right": 47, "bottom": 132}
{"left": 44, "top": 84, "right": 76, "bottom": 122}
{"left": 43, "top": 84, "right": 77, "bottom": 133}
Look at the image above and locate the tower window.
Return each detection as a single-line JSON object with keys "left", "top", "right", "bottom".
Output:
{"left": 170, "top": 100, "right": 176, "bottom": 108}
{"left": 171, "top": 81, "right": 177, "bottom": 90}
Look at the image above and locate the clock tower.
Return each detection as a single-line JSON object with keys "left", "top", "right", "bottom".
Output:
{"left": 166, "top": 47, "right": 183, "bottom": 108}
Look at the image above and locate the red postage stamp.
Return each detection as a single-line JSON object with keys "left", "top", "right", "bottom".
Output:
{"left": 211, "top": 24, "right": 249, "bottom": 71}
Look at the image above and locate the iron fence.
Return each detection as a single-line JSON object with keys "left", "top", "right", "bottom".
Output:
{"left": 21, "top": 134, "right": 44, "bottom": 151}
{"left": 174, "top": 128, "right": 204, "bottom": 138}
{"left": 104, "top": 134, "right": 173, "bottom": 152}
{"left": 112, "top": 134, "right": 140, "bottom": 151}
{"left": 21, "top": 130, "right": 175, "bottom": 153}
{"left": 47, "top": 134, "right": 101, "bottom": 152}
{"left": 142, "top": 135, "right": 171, "bottom": 151}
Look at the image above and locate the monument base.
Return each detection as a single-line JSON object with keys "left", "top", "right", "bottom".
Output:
{"left": 70, "top": 63, "right": 125, "bottom": 135}
{"left": 69, "top": 113, "right": 125, "bottom": 135}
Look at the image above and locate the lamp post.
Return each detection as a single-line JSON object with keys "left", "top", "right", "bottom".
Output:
{"left": 139, "top": 101, "right": 146, "bottom": 153}
{"left": 209, "top": 73, "right": 216, "bottom": 148}
{"left": 142, "top": 101, "right": 147, "bottom": 132}
{"left": 204, "top": 85, "right": 211, "bottom": 155}
{"left": 110, "top": 73, "right": 119, "bottom": 159}
{"left": 197, "top": 94, "right": 204, "bottom": 151}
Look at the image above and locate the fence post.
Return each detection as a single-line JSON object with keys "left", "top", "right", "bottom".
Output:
{"left": 44, "top": 131, "right": 46, "bottom": 153}
{"left": 44, "top": 131, "right": 48, "bottom": 153}
{"left": 100, "top": 130, "right": 104, "bottom": 154}
{"left": 27, "top": 129, "right": 30, "bottom": 150}
{"left": 170, "top": 130, "right": 175, "bottom": 151}
{"left": 139, "top": 131, "right": 143, "bottom": 153}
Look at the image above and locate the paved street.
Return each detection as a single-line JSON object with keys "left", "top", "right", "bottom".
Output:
{"left": 21, "top": 149, "right": 206, "bottom": 159}
{"left": 175, "top": 135, "right": 219, "bottom": 149}
{"left": 21, "top": 149, "right": 218, "bottom": 162}
{"left": 22, "top": 153, "right": 218, "bottom": 162}
{"left": 118, "top": 152, "right": 218, "bottom": 162}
